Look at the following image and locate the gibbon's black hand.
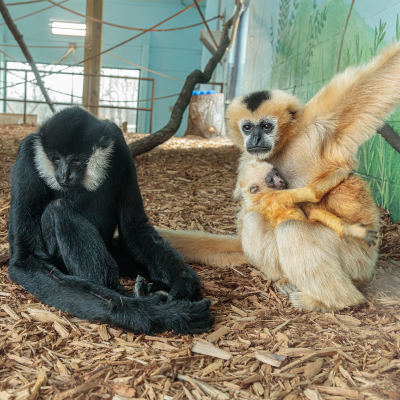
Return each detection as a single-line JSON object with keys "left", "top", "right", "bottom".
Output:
{"left": 8, "top": 107, "right": 214, "bottom": 334}
{"left": 167, "top": 268, "right": 203, "bottom": 302}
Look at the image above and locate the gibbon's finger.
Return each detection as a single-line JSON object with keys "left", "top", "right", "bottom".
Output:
{"left": 133, "top": 276, "right": 146, "bottom": 297}
{"left": 364, "top": 230, "right": 379, "bottom": 247}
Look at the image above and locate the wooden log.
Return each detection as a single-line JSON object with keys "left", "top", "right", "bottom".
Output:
{"left": 185, "top": 93, "right": 226, "bottom": 138}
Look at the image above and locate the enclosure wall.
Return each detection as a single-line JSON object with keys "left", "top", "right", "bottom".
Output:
{"left": 242, "top": 0, "right": 400, "bottom": 222}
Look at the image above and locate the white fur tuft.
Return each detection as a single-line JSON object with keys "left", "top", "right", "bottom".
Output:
{"left": 34, "top": 139, "right": 62, "bottom": 191}
{"left": 82, "top": 142, "right": 114, "bottom": 191}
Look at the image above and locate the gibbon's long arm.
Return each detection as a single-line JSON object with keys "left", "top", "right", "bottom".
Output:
{"left": 116, "top": 145, "right": 204, "bottom": 302}
{"left": 308, "top": 208, "right": 378, "bottom": 245}
{"left": 303, "top": 42, "right": 400, "bottom": 155}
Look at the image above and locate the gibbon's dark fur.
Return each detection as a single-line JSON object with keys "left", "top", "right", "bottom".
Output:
{"left": 8, "top": 107, "right": 214, "bottom": 334}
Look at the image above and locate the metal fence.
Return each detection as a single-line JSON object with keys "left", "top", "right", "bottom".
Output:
{"left": 0, "top": 67, "right": 155, "bottom": 133}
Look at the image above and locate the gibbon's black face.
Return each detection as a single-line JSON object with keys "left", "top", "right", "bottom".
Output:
{"left": 265, "top": 168, "right": 287, "bottom": 190}
{"left": 226, "top": 90, "right": 303, "bottom": 160}
{"left": 241, "top": 118, "right": 275, "bottom": 154}
{"left": 242, "top": 92, "right": 276, "bottom": 155}
{"left": 34, "top": 107, "right": 114, "bottom": 191}
{"left": 47, "top": 152, "right": 87, "bottom": 188}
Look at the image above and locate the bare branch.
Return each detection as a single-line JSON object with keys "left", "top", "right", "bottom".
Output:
{"left": 0, "top": 0, "right": 55, "bottom": 113}
{"left": 378, "top": 123, "right": 400, "bottom": 155}
{"left": 129, "top": 6, "right": 242, "bottom": 158}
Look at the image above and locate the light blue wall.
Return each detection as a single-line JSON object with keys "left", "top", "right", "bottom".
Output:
{"left": 0, "top": 0, "right": 208, "bottom": 136}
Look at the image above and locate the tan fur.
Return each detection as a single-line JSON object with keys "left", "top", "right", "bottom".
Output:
{"left": 239, "top": 160, "right": 376, "bottom": 244}
{"left": 156, "top": 228, "right": 248, "bottom": 267}
{"left": 159, "top": 42, "right": 399, "bottom": 311}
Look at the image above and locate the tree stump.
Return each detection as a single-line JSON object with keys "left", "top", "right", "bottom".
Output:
{"left": 184, "top": 93, "right": 226, "bottom": 138}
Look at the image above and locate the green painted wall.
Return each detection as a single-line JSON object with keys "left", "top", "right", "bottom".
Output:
{"left": 243, "top": 0, "right": 400, "bottom": 222}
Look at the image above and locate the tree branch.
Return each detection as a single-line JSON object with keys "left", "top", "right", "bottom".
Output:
{"left": 0, "top": 0, "right": 55, "bottom": 113}
{"left": 377, "top": 123, "right": 400, "bottom": 154}
{"left": 129, "top": 5, "right": 242, "bottom": 158}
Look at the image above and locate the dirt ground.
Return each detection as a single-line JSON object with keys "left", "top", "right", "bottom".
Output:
{"left": 0, "top": 124, "right": 400, "bottom": 400}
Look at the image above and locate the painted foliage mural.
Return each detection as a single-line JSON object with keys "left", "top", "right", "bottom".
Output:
{"left": 243, "top": 0, "right": 400, "bottom": 221}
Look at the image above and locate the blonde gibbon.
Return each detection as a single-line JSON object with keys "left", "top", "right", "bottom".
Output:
{"left": 157, "top": 41, "right": 400, "bottom": 311}
{"left": 238, "top": 159, "right": 377, "bottom": 245}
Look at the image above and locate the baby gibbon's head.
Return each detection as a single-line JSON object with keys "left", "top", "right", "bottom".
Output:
{"left": 239, "top": 159, "right": 287, "bottom": 196}
{"left": 226, "top": 90, "right": 303, "bottom": 160}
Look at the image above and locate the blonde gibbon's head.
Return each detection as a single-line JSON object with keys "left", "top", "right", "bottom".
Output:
{"left": 238, "top": 159, "right": 287, "bottom": 196}
{"left": 226, "top": 90, "right": 303, "bottom": 160}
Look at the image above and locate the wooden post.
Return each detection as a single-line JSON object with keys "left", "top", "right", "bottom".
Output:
{"left": 82, "top": 0, "right": 104, "bottom": 117}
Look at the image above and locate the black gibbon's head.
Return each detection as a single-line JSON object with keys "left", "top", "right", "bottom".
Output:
{"left": 34, "top": 107, "right": 115, "bottom": 192}
{"left": 226, "top": 90, "right": 303, "bottom": 160}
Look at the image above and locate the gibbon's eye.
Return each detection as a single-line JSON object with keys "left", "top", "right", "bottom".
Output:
{"left": 261, "top": 122, "right": 273, "bottom": 131}
{"left": 275, "top": 172, "right": 279, "bottom": 177}
{"left": 72, "top": 157, "right": 81, "bottom": 163}
{"left": 270, "top": 177, "right": 274, "bottom": 183}
{"left": 242, "top": 123, "right": 253, "bottom": 133}
{"left": 52, "top": 155, "right": 60, "bottom": 162}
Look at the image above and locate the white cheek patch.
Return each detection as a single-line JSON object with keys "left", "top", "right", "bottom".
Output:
{"left": 33, "top": 139, "right": 62, "bottom": 191}
{"left": 82, "top": 142, "right": 114, "bottom": 192}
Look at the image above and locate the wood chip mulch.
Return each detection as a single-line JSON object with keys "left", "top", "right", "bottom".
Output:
{"left": 0, "top": 124, "right": 399, "bottom": 399}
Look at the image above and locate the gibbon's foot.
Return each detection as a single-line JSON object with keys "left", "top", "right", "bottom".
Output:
{"left": 168, "top": 268, "right": 203, "bottom": 302}
{"left": 289, "top": 291, "right": 366, "bottom": 311}
{"left": 289, "top": 292, "right": 332, "bottom": 311}
{"left": 149, "top": 297, "right": 215, "bottom": 334}
{"left": 274, "top": 277, "right": 298, "bottom": 296}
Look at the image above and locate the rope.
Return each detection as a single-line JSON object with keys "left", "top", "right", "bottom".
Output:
{"left": 0, "top": 52, "right": 187, "bottom": 103}
{"left": 47, "top": 0, "right": 219, "bottom": 33}
{"left": 6, "top": 0, "right": 45, "bottom": 5}
{"left": 106, "top": 52, "right": 185, "bottom": 82}
{"left": 0, "top": 45, "right": 186, "bottom": 83}
{"left": 0, "top": 2, "right": 202, "bottom": 93}
{"left": 0, "top": 0, "right": 69, "bottom": 27}
{"left": 0, "top": 43, "right": 85, "bottom": 48}
{"left": 0, "top": 0, "right": 202, "bottom": 92}
{"left": 0, "top": 48, "right": 20, "bottom": 62}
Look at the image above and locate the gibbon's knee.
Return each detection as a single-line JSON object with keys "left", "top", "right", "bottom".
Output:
{"left": 275, "top": 219, "right": 365, "bottom": 310}
{"left": 41, "top": 199, "right": 76, "bottom": 247}
{"left": 338, "top": 237, "right": 378, "bottom": 285}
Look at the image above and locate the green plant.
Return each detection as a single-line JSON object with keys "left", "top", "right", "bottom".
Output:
{"left": 355, "top": 34, "right": 363, "bottom": 64}
{"left": 272, "top": 0, "right": 299, "bottom": 64}
{"left": 370, "top": 19, "right": 386, "bottom": 57}
{"left": 303, "top": 5, "right": 328, "bottom": 75}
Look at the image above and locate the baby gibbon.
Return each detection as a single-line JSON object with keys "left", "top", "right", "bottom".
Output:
{"left": 158, "top": 41, "right": 400, "bottom": 311}
{"left": 238, "top": 159, "right": 377, "bottom": 245}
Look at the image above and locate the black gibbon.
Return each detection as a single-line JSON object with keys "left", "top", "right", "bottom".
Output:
{"left": 238, "top": 159, "right": 377, "bottom": 244}
{"left": 8, "top": 107, "right": 214, "bottom": 334}
{"left": 158, "top": 42, "right": 400, "bottom": 311}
